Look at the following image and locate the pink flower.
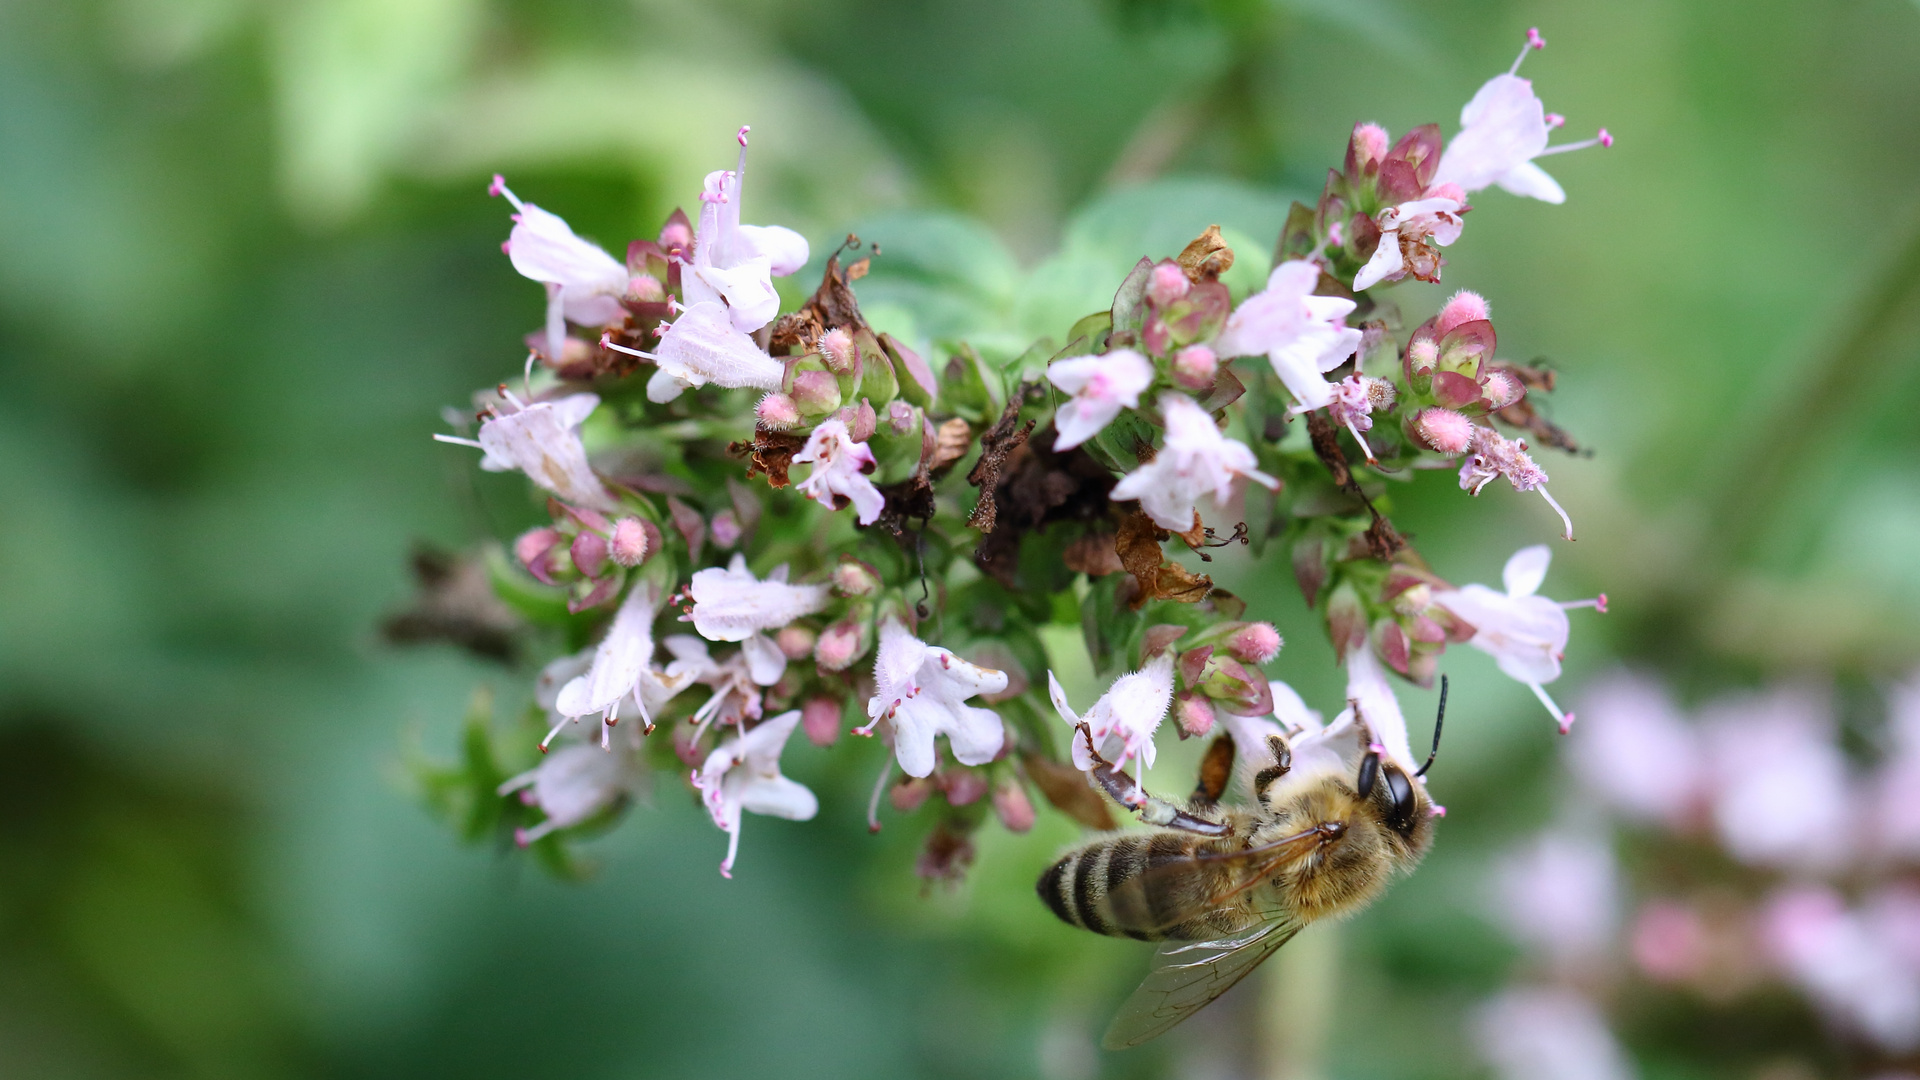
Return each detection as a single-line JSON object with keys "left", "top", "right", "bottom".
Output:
{"left": 687, "top": 553, "right": 830, "bottom": 650}
{"left": 1109, "top": 395, "right": 1278, "bottom": 531}
{"left": 498, "top": 743, "right": 642, "bottom": 846}
{"left": 1458, "top": 426, "right": 1575, "bottom": 540}
{"left": 1047, "top": 651, "right": 1175, "bottom": 775}
{"left": 1630, "top": 900, "right": 1709, "bottom": 984}
{"left": 1473, "top": 986, "right": 1635, "bottom": 1080}
{"left": 602, "top": 301, "right": 785, "bottom": 404}
{"left": 1763, "top": 885, "right": 1920, "bottom": 1051}
{"left": 434, "top": 391, "right": 619, "bottom": 513}
{"left": 553, "top": 580, "right": 664, "bottom": 736}
{"left": 1874, "top": 672, "right": 1920, "bottom": 859}
{"left": 490, "top": 176, "right": 630, "bottom": 362}
{"left": 681, "top": 127, "right": 810, "bottom": 334}
{"left": 693, "top": 709, "right": 818, "bottom": 878}
{"left": 1568, "top": 670, "right": 1702, "bottom": 827}
{"left": 1047, "top": 348, "right": 1154, "bottom": 451}
{"left": 1700, "top": 685, "right": 1854, "bottom": 872}
{"left": 1327, "top": 375, "right": 1395, "bottom": 462}
{"left": 792, "top": 418, "right": 885, "bottom": 526}
{"left": 1489, "top": 828, "right": 1619, "bottom": 971}
{"left": 1213, "top": 260, "right": 1363, "bottom": 411}
{"left": 1352, "top": 195, "right": 1466, "bottom": 291}
{"left": 864, "top": 619, "right": 1008, "bottom": 778}
{"left": 1433, "top": 545, "right": 1598, "bottom": 732}
{"left": 1433, "top": 31, "right": 1611, "bottom": 205}
{"left": 1342, "top": 641, "right": 1418, "bottom": 774}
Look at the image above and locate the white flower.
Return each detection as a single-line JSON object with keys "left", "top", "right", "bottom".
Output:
{"left": 492, "top": 176, "right": 631, "bottom": 362}
{"left": 682, "top": 127, "right": 810, "bottom": 334}
{"left": 1432, "top": 545, "right": 1587, "bottom": 732}
{"left": 1568, "top": 670, "right": 1703, "bottom": 827}
{"left": 1213, "top": 260, "right": 1363, "bottom": 411}
{"left": 1047, "top": 651, "right": 1175, "bottom": 775}
{"left": 1876, "top": 673, "right": 1920, "bottom": 859}
{"left": 1490, "top": 827, "right": 1619, "bottom": 971}
{"left": 1764, "top": 885, "right": 1920, "bottom": 1052}
{"left": 1432, "top": 35, "right": 1612, "bottom": 205}
{"left": 688, "top": 555, "right": 830, "bottom": 639}
{"left": 1473, "top": 986, "right": 1636, "bottom": 1080}
{"left": 1351, "top": 196, "right": 1466, "bottom": 292}
{"left": 553, "top": 580, "right": 662, "bottom": 736}
{"left": 1047, "top": 349, "right": 1154, "bottom": 451}
{"left": 692, "top": 709, "right": 817, "bottom": 878}
{"left": 1342, "top": 640, "right": 1418, "bottom": 774}
{"left": 434, "top": 391, "right": 619, "bottom": 513}
{"left": 864, "top": 618, "right": 1007, "bottom": 778}
{"left": 663, "top": 635, "right": 776, "bottom": 738}
{"left": 1109, "top": 395, "right": 1278, "bottom": 532}
{"left": 792, "top": 418, "right": 885, "bottom": 526}
{"left": 603, "top": 300, "right": 786, "bottom": 404}
{"left": 1700, "top": 686, "right": 1854, "bottom": 873}
{"left": 498, "top": 743, "right": 643, "bottom": 846}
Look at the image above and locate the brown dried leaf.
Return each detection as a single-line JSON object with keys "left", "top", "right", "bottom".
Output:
{"left": 930, "top": 417, "right": 972, "bottom": 476}
{"left": 1304, "top": 412, "right": 1404, "bottom": 560}
{"left": 1023, "top": 753, "right": 1116, "bottom": 831}
{"left": 1063, "top": 532, "right": 1125, "bottom": 577}
{"left": 1115, "top": 509, "right": 1213, "bottom": 608}
{"left": 965, "top": 395, "right": 1034, "bottom": 533}
{"left": 381, "top": 546, "right": 521, "bottom": 663}
{"left": 1177, "top": 224, "right": 1234, "bottom": 283}
{"left": 845, "top": 257, "right": 870, "bottom": 281}
{"left": 727, "top": 429, "right": 809, "bottom": 488}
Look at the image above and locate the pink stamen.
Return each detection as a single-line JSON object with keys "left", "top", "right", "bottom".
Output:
{"left": 1430, "top": 804, "right": 1448, "bottom": 818}
{"left": 1545, "top": 113, "right": 1566, "bottom": 128}
{"left": 1530, "top": 682, "right": 1574, "bottom": 733}
{"left": 1511, "top": 28, "right": 1546, "bottom": 74}
{"left": 736, "top": 125, "right": 751, "bottom": 147}
{"left": 1538, "top": 130, "right": 1614, "bottom": 157}
{"left": 500, "top": 241, "right": 511, "bottom": 254}
{"left": 489, "top": 174, "right": 525, "bottom": 211}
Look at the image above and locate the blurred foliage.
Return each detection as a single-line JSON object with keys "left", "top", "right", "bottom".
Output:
{"left": 1, "top": 0, "right": 1918, "bottom": 1077}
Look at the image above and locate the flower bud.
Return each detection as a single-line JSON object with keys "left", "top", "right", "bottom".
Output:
{"left": 941, "top": 768, "right": 989, "bottom": 807}
{"left": 1327, "top": 582, "right": 1366, "bottom": 659}
{"left": 1412, "top": 407, "right": 1474, "bottom": 454}
{"left": 832, "top": 557, "right": 881, "bottom": 597}
{"left": 1227, "top": 622, "right": 1283, "bottom": 665}
{"left": 756, "top": 392, "right": 802, "bottom": 430}
{"left": 570, "top": 531, "right": 609, "bottom": 579}
{"left": 1171, "top": 344, "right": 1218, "bottom": 390}
{"left": 710, "top": 509, "right": 742, "bottom": 549}
{"left": 1482, "top": 368, "right": 1523, "bottom": 410}
{"left": 514, "top": 527, "right": 562, "bottom": 571}
{"left": 1147, "top": 262, "right": 1190, "bottom": 307}
{"left": 842, "top": 399, "right": 878, "bottom": 442}
{"left": 890, "top": 776, "right": 935, "bottom": 813}
{"left": 1351, "top": 122, "right": 1390, "bottom": 171}
{"left": 819, "top": 328, "right": 857, "bottom": 375}
{"left": 1391, "top": 582, "right": 1433, "bottom": 616}
{"left": 1407, "top": 337, "right": 1439, "bottom": 374}
{"left": 992, "top": 779, "right": 1035, "bottom": 833}
{"left": 887, "top": 399, "right": 916, "bottom": 435}
{"left": 801, "top": 696, "right": 842, "bottom": 747}
{"left": 1434, "top": 290, "right": 1489, "bottom": 337}
{"left": 1178, "top": 692, "right": 1217, "bottom": 737}
{"left": 627, "top": 275, "right": 665, "bottom": 303}
{"left": 659, "top": 217, "right": 692, "bottom": 252}
{"left": 814, "top": 618, "right": 869, "bottom": 672}
{"left": 776, "top": 625, "right": 817, "bottom": 660}
{"left": 791, "top": 370, "right": 842, "bottom": 417}
{"left": 609, "top": 517, "right": 653, "bottom": 567}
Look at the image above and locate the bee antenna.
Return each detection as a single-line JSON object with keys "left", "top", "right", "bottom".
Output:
{"left": 1415, "top": 675, "right": 1447, "bottom": 778}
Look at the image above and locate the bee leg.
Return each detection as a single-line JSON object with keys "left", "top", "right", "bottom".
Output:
{"left": 1253, "top": 734, "right": 1293, "bottom": 808}
{"left": 1076, "top": 724, "right": 1230, "bottom": 837}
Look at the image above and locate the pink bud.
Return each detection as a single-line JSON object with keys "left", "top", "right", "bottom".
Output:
{"left": 757, "top": 392, "right": 802, "bottom": 429}
{"left": 819, "top": 328, "right": 857, "bottom": 375}
{"left": 1228, "top": 622, "right": 1283, "bottom": 665}
{"left": 659, "top": 219, "right": 692, "bottom": 252}
{"left": 1171, "top": 345, "right": 1218, "bottom": 391}
{"left": 609, "top": 518, "right": 652, "bottom": 567}
{"left": 776, "top": 625, "right": 817, "bottom": 660}
{"left": 890, "top": 776, "right": 935, "bottom": 813}
{"left": 992, "top": 779, "right": 1035, "bottom": 833}
{"left": 887, "top": 399, "right": 916, "bottom": 435}
{"left": 941, "top": 769, "right": 989, "bottom": 807}
{"left": 710, "top": 509, "right": 742, "bottom": 549}
{"left": 1177, "top": 693, "right": 1216, "bottom": 737}
{"left": 1433, "top": 291, "right": 1489, "bottom": 337}
{"left": 514, "top": 527, "right": 561, "bottom": 570}
{"left": 1412, "top": 407, "right": 1474, "bottom": 454}
{"left": 801, "top": 696, "right": 842, "bottom": 747}
{"left": 832, "top": 558, "right": 881, "bottom": 597}
{"left": 1407, "top": 337, "right": 1439, "bottom": 374}
{"left": 791, "top": 370, "right": 842, "bottom": 416}
{"left": 570, "top": 531, "right": 609, "bottom": 579}
{"left": 1631, "top": 900, "right": 1707, "bottom": 984}
{"left": 1351, "top": 122, "right": 1390, "bottom": 169}
{"left": 814, "top": 621, "right": 864, "bottom": 672}
{"left": 844, "top": 400, "right": 878, "bottom": 442}
{"left": 627, "top": 275, "right": 665, "bottom": 302}
{"left": 1481, "top": 369, "right": 1523, "bottom": 410}
{"left": 1147, "top": 262, "right": 1191, "bottom": 307}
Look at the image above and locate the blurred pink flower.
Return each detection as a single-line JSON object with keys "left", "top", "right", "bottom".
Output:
{"left": 1700, "top": 686, "right": 1853, "bottom": 873}
{"left": 1630, "top": 899, "right": 1708, "bottom": 984}
{"left": 1433, "top": 545, "right": 1593, "bottom": 732}
{"left": 1490, "top": 827, "right": 1619, "bottom": 970}
{"left": 1568, "top": 670, "right": 1703, "bottom": 827}
{"left": 1873, "top": 672, "right": 1920, "bottom": 860}
{"left": 491, "top": 176, "right": 630, "bottom": 361}
{"left": 434, "top": 391, "right": 620, "bottom": 513}
{"left": 1474, "top": 986, "right": 1636, "bottom": 1080}
{"left": 792, "top": 418, "right": 885, "bottom": 526}
{"left": 1047, "top": 348, "right": 1154, "bottom": 451}
{"left": 1762, "top": 884, "right": 1920, "bottom": 1052}
{"left": 693, "top": 709, "right": 817, "bottom": 878}
{"left": 499, "top": 743, "right": 642, "bottom": 846}
{"left": 1433, "top": 31, "right": 1611, "bottom": 204}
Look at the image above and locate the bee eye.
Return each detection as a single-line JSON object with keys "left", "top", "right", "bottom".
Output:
{"left": 1382, "top": 766, "right": 1418, "bottom": 837}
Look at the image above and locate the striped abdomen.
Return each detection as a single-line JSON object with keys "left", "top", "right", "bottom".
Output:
{"left": 1038, "top": 832, "right": 1229, "bottom": 941}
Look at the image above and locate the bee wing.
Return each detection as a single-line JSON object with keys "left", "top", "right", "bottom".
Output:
{"left": 1104, "top": 824, "right": 1332, "bottom": 936}
{"left": 1100, "top": 915, "right": 1302, "bottom": 1050}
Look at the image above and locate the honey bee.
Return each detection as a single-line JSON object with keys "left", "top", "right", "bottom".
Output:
{"left": 1038, "top": 679, "right": 1447, "bottom": 1048}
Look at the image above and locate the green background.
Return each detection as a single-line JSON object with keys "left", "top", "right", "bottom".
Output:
{"left": 2, "top": 0, "right": 1918, "bottom": 1076}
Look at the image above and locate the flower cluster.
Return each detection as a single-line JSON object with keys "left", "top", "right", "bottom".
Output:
{"left": 1474, "top": 669, "right": 1920, "bottom": 1080}
{"left": 409, "top": 30, "right": 1611, "bottom": 882}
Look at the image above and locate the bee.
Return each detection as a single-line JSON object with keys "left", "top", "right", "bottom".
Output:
{"left": 1037, "top": 678, "right": 1448, "bottom": 1049}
